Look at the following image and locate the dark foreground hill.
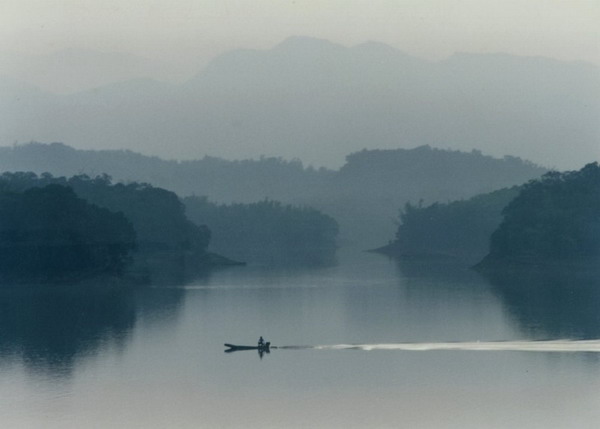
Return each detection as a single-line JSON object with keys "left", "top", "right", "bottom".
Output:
{"left": 0, "top": 184, "right": 136, "bottom": 281}
{"left": 379, "top": 162, "right": 600, "bottom": 268}
{"left": 478, "top": 162, "right": 600, "bottom": 269}
{"left": 0, "top": 172, "right": 236, "bottom": 283}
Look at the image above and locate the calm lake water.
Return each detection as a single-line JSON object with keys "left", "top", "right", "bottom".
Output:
{"left": 1, "top": 249, "right": 600, "bottom": 428}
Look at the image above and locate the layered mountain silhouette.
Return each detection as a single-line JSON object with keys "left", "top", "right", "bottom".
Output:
{"left": 1, "top": 36, "right": 598, "bottom": 169}
{"left": 0, "top": 142, "right": 546, "bottom": 247}
{"left": 0, "top": 48, "right": 173, "bottom": 94}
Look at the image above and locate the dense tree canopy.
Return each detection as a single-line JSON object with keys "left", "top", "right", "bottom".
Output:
{"left": 0, "top": 172, "right": 210, "bottom": 253}
{"left": 380, "top": 187, "right": 519, "bottom": 262}
{"left": 0, "top": 184, "right": 135, "bottom": 279}
{"left": 482, "top": 162, "right": 600, "bottom": 265}
{"left": 184, "top": 197, "right": 338, "bottom": 265}
{"left": 0, "top": 142, "right": 545, "bottom": 247}
{"left": 0, "top": 172, "right": 217, "bottom": 282}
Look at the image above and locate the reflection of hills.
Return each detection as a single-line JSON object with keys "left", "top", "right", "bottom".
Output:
{"left": 0, "top": 281, "right": 186, "bottom": 375}
{"left": 128, "top": 250, "right": 218, "bottom": 287}
{"left": 133, "top": 287, "right": 187, "bottom": 327}
{"left": 484, "top": 268, "right": 600, "bottom": 339}
{"left": 393, "top": 256, "right": 484, "bottom": 285}
{"left": 395, "top": 257, "right": 600, "bottom": 339}
{"left": 0, "top": 284, "right": 135, "bottom": 373}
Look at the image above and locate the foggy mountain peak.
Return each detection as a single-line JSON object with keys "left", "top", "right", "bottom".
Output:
{"left": 1, "top": 36, "right": 598, "bottom": 169}
{"left": 351, "top": 40, "right": 426, "bottom": 62}
{"left": 273, "top": 35, "right": 344, "bottom": 52}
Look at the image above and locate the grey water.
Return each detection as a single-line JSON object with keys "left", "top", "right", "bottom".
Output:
{"left": 1, "top": 250, "right": 600, "bottom": 428}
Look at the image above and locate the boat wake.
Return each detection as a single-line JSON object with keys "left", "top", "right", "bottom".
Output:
{"left": 277, "top": 340, "right": 600, "bottom": 353}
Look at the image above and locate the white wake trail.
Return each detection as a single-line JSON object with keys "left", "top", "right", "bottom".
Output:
{"left": 303, "top": 340, "right": 600, "bottom": 353}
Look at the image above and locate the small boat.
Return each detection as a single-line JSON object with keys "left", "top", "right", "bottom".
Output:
{"left": 224, "top": 342, "right": 271, "bottom": 353}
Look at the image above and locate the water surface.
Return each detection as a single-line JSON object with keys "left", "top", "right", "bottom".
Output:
{"left": 1, "top": 250, "right": 599, "bottom": 428}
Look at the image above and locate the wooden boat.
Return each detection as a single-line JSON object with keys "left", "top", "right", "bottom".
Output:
{"left": 224, "top": 342, "right": 271, "bottom": 353}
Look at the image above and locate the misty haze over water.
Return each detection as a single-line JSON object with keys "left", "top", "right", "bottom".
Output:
{"left": 1, "top": 2, "right": 599, "bottom": 428}
{"left": 1, "top": 250, "right": 600, "bottom": 428}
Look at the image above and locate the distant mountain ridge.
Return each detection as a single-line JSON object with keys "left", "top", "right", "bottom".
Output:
{"left": 0, "top": 142, "right": 547, "bottom": 247}
{"left": 0, "top": 48, "right": 173, "bottom": 94}
{"left": 1, "top": 36, "right": 597, "bottom": 169}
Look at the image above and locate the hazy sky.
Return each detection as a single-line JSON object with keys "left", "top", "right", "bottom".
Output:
{"left": 2, "top": 0, "right": 598, "bottom": 74}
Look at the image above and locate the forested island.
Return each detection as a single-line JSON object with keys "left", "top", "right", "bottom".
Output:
{"left": 0, "top": 172, "right": 225, "bottom": 282}
{"left": 478, "top": 162, "right": 600, "bottom": 269}
{"left": 0, "top": 142, "right": 546, "bottom": 247}
{"left": 382, "top": 163, "right": 600, "bottom": 270}
{"left": 2, "top": 145, "right": 595, "bottom": 279}
{"left": 376, "top": 187, "right": 520, "bottom": 263}
{"left": 0, "top": 184, "right": 135, "bottom": 280}
{"left": 184, "top": 197, "right": 338, "bottom": 265}
{"left": 0, "top": 171, "right": 342, "bottom": 282}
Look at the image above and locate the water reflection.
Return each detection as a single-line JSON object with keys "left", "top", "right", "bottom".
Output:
{"left": 224, "top": 345, "right": 271, "bottom": 359}
{"left": 0, "top": 281, "right": 187, "bottom": 376}
{"left": 128, "top": 251, "right": 217, "bottom": 286}
{"left": 394, "top": 256, "right": 486, "bottom": 286}
{"left": 395, "top": 256, "right": 600, "bottom": 340}
{"left": 483, "top": 268, "right": 600, "bottom": 339}
{"left": 0, "top": 284, "right": 134, "bottom": 374}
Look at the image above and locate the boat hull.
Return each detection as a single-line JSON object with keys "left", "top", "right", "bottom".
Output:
{"left": 224, "top": 342, "right": 271, "bottom": 352}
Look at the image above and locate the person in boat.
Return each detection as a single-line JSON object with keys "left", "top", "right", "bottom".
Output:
{"left": 258, "top": 336, "right": 265, "bottom": 348}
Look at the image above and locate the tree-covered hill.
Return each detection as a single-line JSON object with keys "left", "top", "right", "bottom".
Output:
{"left": 183, "top": 197, "right": 338, "bottom": 265}
{"left": 0, "top": 171, "right": 340, "bottom": 277}
{"left": 338, "top": 147, "right": 539, "bottom": 202}
{"left": 0, "top": 171, "right": 209, "bottom": 253}
{"left": 0, "top": 172, "right": 224, "bottom": 282}
{"left": 0, "top": 184, "right": 135, "bottom": 280}
{"left": 330, "top": 147, "right": 544, "bottom": 246}
{"left": 478, "top": 162, "right": 600, "bottom": 268}
{"left": 0, "top": 142, "right": 547, "bottom": 247}
{"left": 0, "top": 142, "right": 331, "bottom": 203}
{"left": 377, "top": 187, "right": 520, "bottom": 263}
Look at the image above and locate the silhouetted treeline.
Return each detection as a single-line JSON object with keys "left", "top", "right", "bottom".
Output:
{"left": 0, "top": 142, "right": 546, "bottom": 247}
{"left": 1, "top": 171, "right": 210, "bottom": 252}
{"left": 0, "top": 142, "right": 331, "bottom": 203}
{"left": 479, "top": 162, "right": 600, "bottom": 267}
{"left": 338, "top": 147, "right": 540, "bottom": 201}
{"left": 331, "top": 147, "right": 545, "bottom": 246}
{"left": 184, "top": 197, "right": 339, "bottom": 265}
{"left": 0, "top": 184, "right": 135, "bottom": 280}
{"left": 0, "top": 172, "right": 224, "bottom": 282}
{"left": 378, "top": 187, "right": 520, "bottom": 263}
